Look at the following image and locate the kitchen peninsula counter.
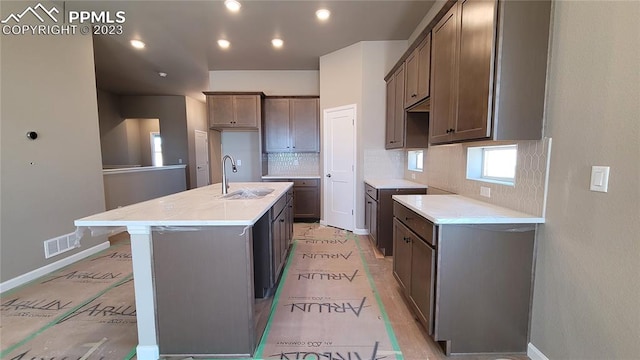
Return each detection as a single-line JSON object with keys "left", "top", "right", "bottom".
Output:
{"left": 75, "top": 182, "right": 293, "bottom": 360}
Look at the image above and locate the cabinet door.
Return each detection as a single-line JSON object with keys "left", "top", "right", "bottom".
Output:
{"left": 430, "top": 3, "right": 458, "bottom": 144}
{"left": 404, "top": 50, "right": 419, "bottom": 108}
{"left": 417, "top": 33, "right": 431, "bottom": 100}
{"left": 410, "top": 236, "right": 435, "bottom": 335}
{"left": 291, "top": 98, "right": 319, "bottom": 152}
{"left": 264, "top": 98, "right": 291, "bottom": 152}
{"left": 286, "top": 199, "right": 294, "bottom": 247}
{"left": 453, "top": 0, "right": 496, "bottom": 142}
{"left": 233, "top": 95, "right": 260, "bottom": 127}
{"left": 278, "top": 213, "right": 287, "bottom": 269}
{"left": 385, "top": 78, "right": 396, "bottom": 149}
{"left": 370, "top": 199, "right": 378, "bottom": 246}
{"left": 271, "top": 216, "right": 281, "bottom": 283}
{"left": 208, "top": 95, "right": 235, "bottom": 127}
{"left": 392, "top": 65, "right": 406, "bottom": 148}
{"left": 364, "top": 196, "right": 372, "bottom": 234}
{"left": 293, "top": 186, "right": 319, "bottom": 219}
{"left": 392, "top": 219, "right": 412, "bottom": 294}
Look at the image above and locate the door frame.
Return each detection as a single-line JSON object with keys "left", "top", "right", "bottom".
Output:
{"left": 194, "top": 129, "right": 210, "bottom": 187}
{"left": 321, "top": 104, "right": 357, "bottom": 231}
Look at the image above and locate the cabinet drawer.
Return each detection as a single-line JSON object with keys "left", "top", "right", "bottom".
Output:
{"left": 393, "top": 202, "right": 434, "bottom": 246}
{"left": 271, "top": 194, "right": 287, "bottom": 220}
{"left": 365, "top": 183, "right": 378, "bottom": 200}
{"left": 293, "top": 178, "right": 319, "bottom": 187}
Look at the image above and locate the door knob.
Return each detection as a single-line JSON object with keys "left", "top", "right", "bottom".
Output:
{"left": 326, "top": 174, "right": 332, "bottom": 177}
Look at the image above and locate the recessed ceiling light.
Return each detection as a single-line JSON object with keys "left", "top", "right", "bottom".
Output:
{"left": 224, "top": 0, "right": 241, "bottom": 12}
{"left": 130, "top": 39, "right": 145, "bottom": 49}
{"left": 271, "top": 38, "right": 284, "bottom": 48}
{"left": 316, "top": 9, "right": 330, "bottom": 21}
{"left": 218, "top": 39, "right": 230, "bottom": 49}
{"left": 158, "top": 72, "right": 167, "bottom": 78}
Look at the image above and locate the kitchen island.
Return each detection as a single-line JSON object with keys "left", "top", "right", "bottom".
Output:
{"left": 75, "top": 182, "right": 293, "bottom": 360}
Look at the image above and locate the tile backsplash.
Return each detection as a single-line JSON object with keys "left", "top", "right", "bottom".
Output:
{"left": 364, "top": 149, "right": 405, "bottom": 179}
{"left": 421, "top": 138, "right": 551, "bottom": 217}
{"left": 267, "top": 153, "right": 320, "bottom": 175}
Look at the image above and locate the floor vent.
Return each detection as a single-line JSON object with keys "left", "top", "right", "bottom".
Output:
{"left": 44, "top": 232, "right": 78, "bottom": 259}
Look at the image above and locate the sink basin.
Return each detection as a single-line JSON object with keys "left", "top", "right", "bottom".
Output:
{"left": 221, "top": 187, "right": 274, "bottom": 200}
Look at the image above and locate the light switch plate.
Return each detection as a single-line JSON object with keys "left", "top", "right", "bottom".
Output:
{"left": 590, "top": 166, "right": 610, "bottom": 192}
{"left": 236, "top": 159, "right": 242, "bottom": 166}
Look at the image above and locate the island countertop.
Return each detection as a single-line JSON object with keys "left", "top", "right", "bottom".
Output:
{"left": 75, "top": 181, "right": 293, "bottom": 227}
{"left": 392, "top": 194, "right": 545, "bottom": 225}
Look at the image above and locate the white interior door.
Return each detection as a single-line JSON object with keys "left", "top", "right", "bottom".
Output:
{"left": 195, "top": 130, "right": 210, "bottom": 187}
{"left": 323, "top": 104, "right": 356, "bottom": 231}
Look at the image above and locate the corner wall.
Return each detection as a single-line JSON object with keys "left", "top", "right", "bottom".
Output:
{"left": 0, "top": 15, "right": 106, "bottom": 282}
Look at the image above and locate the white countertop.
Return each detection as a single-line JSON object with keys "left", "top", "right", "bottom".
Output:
{"left": 262, "top": 175, "right": 321, "bottom": 179}
{"left": 392, "top": 194, "right": 545, "bottom": 225}
{"left": 365, "top": 178, "right": 428, "bottom": 190}
{"left": 75, "top": 182, "right": 293, "bottom": 227}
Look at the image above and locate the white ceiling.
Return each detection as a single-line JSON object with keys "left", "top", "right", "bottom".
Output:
{"left": 85, "top": 1, "right": 436, "bottom": 100}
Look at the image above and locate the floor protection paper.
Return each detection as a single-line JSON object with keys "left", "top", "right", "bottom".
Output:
{"left": 0, "top": 242, "right": 136, "bottom": 359}
{"left": 257, "top": 225, "right": 402, "bottom": 360}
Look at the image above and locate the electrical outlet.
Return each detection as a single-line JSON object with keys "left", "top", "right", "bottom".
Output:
{"left": 480, "top": 186, "right": 491, "bottom": 198}
{"left": 411, "top": 173, "right": 416, "bottom": 180}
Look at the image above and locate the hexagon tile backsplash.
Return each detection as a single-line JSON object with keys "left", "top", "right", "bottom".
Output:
{"left": 425, "top": 138, "right": 552, "bottom": 217}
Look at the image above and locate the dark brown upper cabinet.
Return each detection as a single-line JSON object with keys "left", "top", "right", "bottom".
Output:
{"left": 204, "top": 92, "right": 264, "bottom": 130}
{"left": 385, "top": 64, "right": 406, "bottom": 149}
{"left": 264, "top": 97, "right": 319, "bottom": 153}
{"left": 404, "top": 33, "right": 431, "bottom": 109}
{"left": 429, "top": 0, "right": 551, "bottom": 145}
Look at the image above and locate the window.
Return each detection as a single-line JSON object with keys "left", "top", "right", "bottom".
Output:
{"left": 466, "top": 145, "right": 517, "bottom": 185}
{"left": 151, "top": 132, "right": 163, "bottom": 166}
{"left": 408, "top": 150, "right": 423, "bottom": 172}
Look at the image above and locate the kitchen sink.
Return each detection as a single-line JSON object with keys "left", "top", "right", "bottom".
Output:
{"left": 220, "top": 187, "right": 275, "bottom": 200}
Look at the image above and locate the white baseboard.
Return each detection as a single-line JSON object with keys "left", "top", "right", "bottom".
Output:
{"left": 353, "top": 228, "right": 369, "bottom": 236}
{"left": 0, "top": 241, "right": 111, "bottom": 294}
{"left": 528, "top": 342, "right": 550, "bottom": 360}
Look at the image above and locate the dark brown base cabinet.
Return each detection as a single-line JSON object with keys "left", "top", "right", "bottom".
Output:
{"left": 264, "top": 178, "right": 320, "bottom": 221}
{"left": 392, "top": 201, "right": 536, "bottom": 355}
{"left": 364, "top": 183, "right": 426, "bottom": 255}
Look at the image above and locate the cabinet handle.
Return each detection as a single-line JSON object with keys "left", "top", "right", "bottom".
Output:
{"left": 411, "top": 94, "right": 417, "bottom": 97}
{"left": 280, "top": 219, "right": 285, "bottom": 222}
{"left": 403, "top": 236, "right": 411, "bottom": 243}
{"left": 405, "top": 216, "right": 411, "bottom": 221}
{"left": 367, "top": 201, "right": 372, "bottom": 204}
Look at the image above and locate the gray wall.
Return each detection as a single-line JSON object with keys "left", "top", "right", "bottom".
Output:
{"left": 0, "top": 11, "right": 106, "bottom": 282}
{"left": 103, "top": 167, "right": 187, "bottom": 210}
{"left": 221, "top": 131, "right": 261, "bottom": 182}
{"left": 119, "top": 96, "right": 190, "bottom": 183}
{"left": 530, "top": 1, "right": 640, "bottom": 358}
{"left": 97, "top": 90, "right": 129, "bottom": 166}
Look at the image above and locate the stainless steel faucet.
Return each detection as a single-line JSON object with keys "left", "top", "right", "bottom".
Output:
{"left": 221, "top": 154, "right": 238, "bottom": 194}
